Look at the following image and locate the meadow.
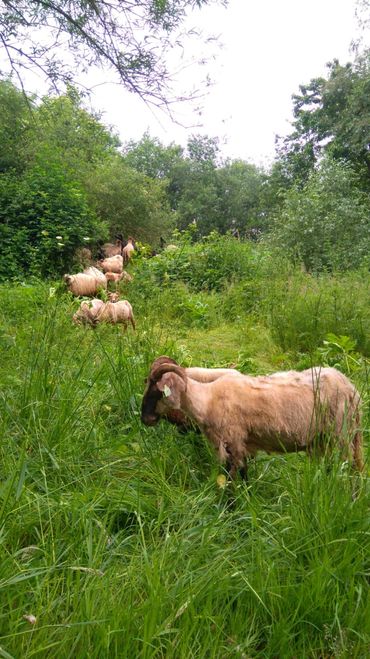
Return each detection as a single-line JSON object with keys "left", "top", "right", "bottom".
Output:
{"left": 0, "top": 237, "right": 369, "bottom": 658}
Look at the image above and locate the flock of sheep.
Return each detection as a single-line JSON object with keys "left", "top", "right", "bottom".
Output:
{"left": 64, "top": 238, "right": 136, "bottom": 329}
{"left": 64, "top": 236, "right": 364, "bottom": 482}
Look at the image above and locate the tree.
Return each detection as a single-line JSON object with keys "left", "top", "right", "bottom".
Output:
{"left": 33, "top": 87, "right": 120, "bottom": 179}
{"left": 168, "top": 135, "right": 220, "bottom": 233}
{"left": 0, "top": 79, "right": 35, "bottom": 173}
{"left": 83, "top": 156, "right": 173, "bottom": 244}
{"left": 123, "top": 133, "right": 183, "bottom": 179}
{"left": 0, "top": 0, "right": 225, "bottom": 107}
{"left": 216, "top": 160, "right": 265, "bottom": 235}
{"left": 276, "top": 52, "right": 370, "bottom": 186}
{"left": 273, "top": 157, "right": 370, "bottom": 272}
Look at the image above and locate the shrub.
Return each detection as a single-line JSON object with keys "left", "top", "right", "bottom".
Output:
{"left": 0, "top": 160, "right": 104, "bottom": 280}
{"left": 132, "top": 231, "right": 258, "bottom": 293}
{"left": 273, "top": 157, "right": 370, "bottom": 272}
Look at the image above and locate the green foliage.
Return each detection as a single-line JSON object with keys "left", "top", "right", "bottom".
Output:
{"left": 83, "top": 156, "right": 173, "bottom": 244}
{"left": 317, "top": 333, "right": 368, "bottom": 376}
{"left": 263, "top": 266, "right": 370, "bottom": 355}
{"left": 216, "top": 159, "right": 266, "bottom": 234}
{"left": 123, "top": 132, "right": 183, "bottom": 179}
{"left": 0, "top": 160, "right": 104, "bottom": 279}
{"left": 34, "top": 88, "right": 121, "bottom": 179}
{"left": 123, "top": 133, "right": 266, "bottom": 237}
{"left": 0, "top": 280, "right": 368, "bottom": 658}
{"left": 0, "top": 80, "right": 35, "bottom": 173}
{"left": 133, "top": 230, "right": 258, "bottom": 292}
{"left": 0, "top": 0, "right": 219, "bottom": 106}
{"left": 170, "top": 137, "right": 266, "bottom": 236}
{"left": 276, "top": 51, "right": 370, "bottom": 186}
{"left": 273, "top": 157, "right": 370, "bottom": 272}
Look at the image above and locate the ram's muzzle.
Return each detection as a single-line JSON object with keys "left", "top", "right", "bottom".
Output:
{"left": 141, "top": 383, "right": 162, "bottom": 426}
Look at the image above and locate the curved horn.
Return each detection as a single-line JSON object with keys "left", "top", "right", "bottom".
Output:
{"left": 149, "top": 355, "right": 179, "bottom": 373}
{"left": 151, "top": 363, "right": 187, "bottom": 383}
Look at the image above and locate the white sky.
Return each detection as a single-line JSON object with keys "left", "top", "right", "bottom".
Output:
{"left": 83, "top": 0, "right": 365, "bottom": 167}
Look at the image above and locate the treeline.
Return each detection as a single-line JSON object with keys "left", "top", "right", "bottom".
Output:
{"left": 0, "top": 48, "right": 369, "bottom": 279}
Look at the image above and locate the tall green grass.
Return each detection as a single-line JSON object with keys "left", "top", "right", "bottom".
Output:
{"left": 0, "top": 268, "right": 369, "bottom": 657}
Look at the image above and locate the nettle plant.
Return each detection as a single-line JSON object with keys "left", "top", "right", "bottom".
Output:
{"left": 317, "top": 333, "right": 367, "bottom": 375}
{"left": 137, "top": 229, "right": 257, "bottom": 292}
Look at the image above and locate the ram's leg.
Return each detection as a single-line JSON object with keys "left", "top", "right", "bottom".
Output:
{"left": 239, "top": 460, "right": 248, "bottom": 482}
{"left": 352, "top": 429, "right": 364, "bottom": 472}
{"left": 225, "top": 459, "right": 239, "bottom": 479}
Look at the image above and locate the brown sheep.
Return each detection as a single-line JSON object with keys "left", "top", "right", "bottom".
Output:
{"left": 107, "top": 292, "right": 120, "bottom": 303}
{"left": 141, "top": 362, "right": 363, "bottom": 479}
{"left": 83, "top": 266, "right": 107, "bottom": 286}
{"left": 73, "top": 298, "right": 135, "bottom": 329}
{"left": 122, "top": 238, "right": 135, "bottom": 263}
{"left": 100, "top": 241, "right": 123, "bottom": 258}
{"left": 64, "top": 272, "right": 107, "bottom": 297}
{"left": 99, "top": 255, "right": 124, "bottom": 274}
{"left": 143, "top": 356, "right": 243, "bottom": 431}
{"left": 105, "top": 271, "right": 123, "bottom": 283}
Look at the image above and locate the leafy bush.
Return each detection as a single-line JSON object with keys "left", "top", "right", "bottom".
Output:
{"left": 0, "top": 159, "right": 104, "bottom": 280}
{"left": 273, "top": 157, "right": 370, "bottom": 272}
{"left": 133, "top": 230, "right": 259, "bottom": 293}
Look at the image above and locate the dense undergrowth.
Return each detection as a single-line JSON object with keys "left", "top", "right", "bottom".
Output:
{"left": 0, "top": 239, "right": 369, "bottom": 658}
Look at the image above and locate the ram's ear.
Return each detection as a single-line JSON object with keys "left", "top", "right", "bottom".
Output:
{"left": 156, "top": 372, "right": 185, "bottom": 409}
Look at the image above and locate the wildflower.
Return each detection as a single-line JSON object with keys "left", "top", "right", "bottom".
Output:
{"left": 83, "top": 237, "right": 90, "bottom": 241}
{"left": 49, "top": 287, "right": 56, "bottom": 298}
{"left": 41, "top": 230, "right": 49, "bottom": 236}
{"left": 57, "top": 242, "right": 64, "bottom": 247}
{"left": 56, "top": 235, "right": 63, "bottom": 240}
{"left": 216, "top": 474, "right": 227, "bottom": 489}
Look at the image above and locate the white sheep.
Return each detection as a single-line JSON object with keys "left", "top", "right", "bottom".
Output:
{"left": 141, "top": 362, "right": 363, "bottom": 478}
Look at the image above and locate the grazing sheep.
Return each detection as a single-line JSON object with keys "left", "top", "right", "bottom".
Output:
{"left": 105, "top": 271, "right": 133, "bottom": 284}
{"left": 73, "top": 298, "right": 135, "bottom": 329}
{"left": 105, "top": 271, "right": 123, "bottom": 284}
{"left": 122, "top": 237, "right": 135, "bottom": 263}
{"left": 141, "top": 362, "right": 363, "bottom": 479}
{"left": 100, "top": 255, "right": 124, "bottom": 274}
{"left": 100, "top": 241, "right": 123, "bottom": 258}
{"left": 143, "top": 356, "right": 243, "bottom": 431}
{"left": 83, "top": 266, "right": 107, "bottom": 286}
{"left": 64, "top": 272, "right": 107, "bottom": 297}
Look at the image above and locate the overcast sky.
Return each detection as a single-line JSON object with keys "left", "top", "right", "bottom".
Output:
{"left": 18, "top": 0, "right": 363, "bottom": 167}
{"left": 82, "top": 0, "right": 367, "bottom": 167}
